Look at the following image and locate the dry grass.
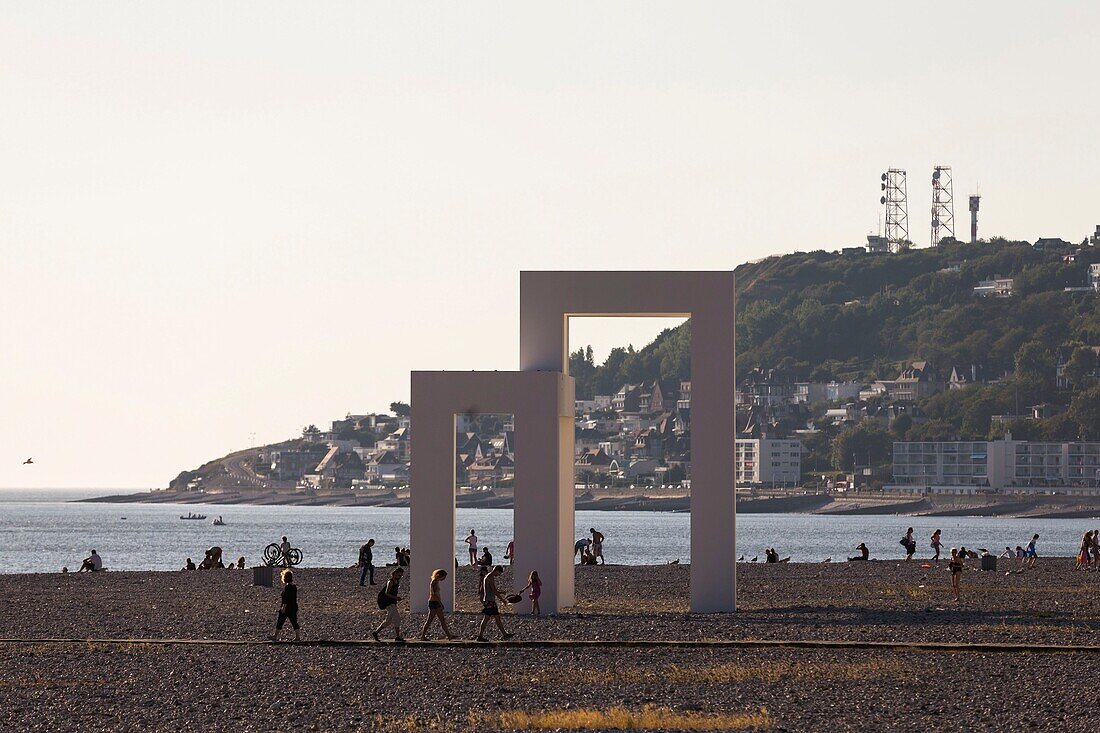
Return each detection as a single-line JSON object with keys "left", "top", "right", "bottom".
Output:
{"left": 473, "top": 705, "right": 772, "bottom": 731}
{"left": 527, "top": 658, "right": 905, "bottom": 686}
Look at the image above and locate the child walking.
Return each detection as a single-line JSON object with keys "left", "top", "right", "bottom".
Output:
{"left": 272, "top": 569, "right": 300, "bottom": 642}
{"left": 420, "top": 569, "right": 458, "bottom": 641}
{"left": 520, "top": 570, "right": 542, "bottom": 616}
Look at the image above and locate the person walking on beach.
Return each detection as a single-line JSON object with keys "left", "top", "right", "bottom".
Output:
{"left": 465, "top": 530, "right": 478, "bottom": 566}
{"left": 1091, "top": 529, "right": 1100, "bottom": 569}
{"left": 1076, "top": 531, "right": 1092, "bottom": 570}
{"left": 590, "top": 528, "right": 605, "bottom": 564}
{"left": 420, "top": 569, "right": 457, "bottom": 641}
{"left": 948, "top": 547, "right": 965, "bottom": 602}
{"left": 279, "top": 536, "right": 292, "bottom": 567}
{"left": 372, "top": 567, "right": 405, "bottom": 642}
{"left": 504, "top": 540, "right": 514, "bottom": 565}
{"left": 901, "top": 527, "right": 916, "bottom": 561}
{"left": 476, "top": 565, "right": 514, "bottom": 642}
{"left": 1025, "top": 534, "right": 1039, "bottom": 568}
{"left": 358, "top": 539, "right": 375, "bottom": 586}
{"left": 272, "top": 569, "right": 300, "bottom": 642}
{"left": 930, "top": 529, "right": 943, "bottom": 563}
{"left": 519, "top": 570, "right": 542, "bottom": 616}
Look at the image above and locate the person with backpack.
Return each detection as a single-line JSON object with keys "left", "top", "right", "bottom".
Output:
{"left": 372, "top": 567, "right": 404, "bottom": 642}
{"left": 900, "top": 527, "right": 916, "bottom": 560}
{"left": 358, "top": 539, "right": 375, "bottom": 586}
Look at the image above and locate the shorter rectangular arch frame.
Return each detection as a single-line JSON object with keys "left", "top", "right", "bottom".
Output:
{"left": 410, "top": 370, "right": 575, "bottom": 613}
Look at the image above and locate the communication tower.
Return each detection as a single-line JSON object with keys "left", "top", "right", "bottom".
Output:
{"left": 969, "top": 195, "right": 980, "bottom": 243}
{"left": 931, "top": 166, "right": 955, "bottom": 245}
{"left": 879, "top": 169, "right": 909, "bottom": 252}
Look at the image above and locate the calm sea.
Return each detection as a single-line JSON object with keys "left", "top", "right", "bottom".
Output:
{"left": 1, "top": 489, "right": 1096, "bottom": 573}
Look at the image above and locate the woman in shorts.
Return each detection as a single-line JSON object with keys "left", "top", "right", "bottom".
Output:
{"left": 420, "top": 568, "right": 457, "bottom": 641}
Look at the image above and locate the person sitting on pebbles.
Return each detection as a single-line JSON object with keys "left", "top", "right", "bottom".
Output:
{"left": 848, "top": 542, "right": 869, "bottom": 561}
{"left": 78, "top": 550, "right": 102, "bottom": 572}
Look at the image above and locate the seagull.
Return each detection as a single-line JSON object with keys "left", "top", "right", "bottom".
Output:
{"left": 822, "top": 558, "right": 832, "bottom": 563}
{"left": 23, "top": 458, "right": 33, "bottom": 465}
{"left": 737, "top": 554, "right": 745, "bottom": 562}
{"left": 750, "top": 556, "right": 758, "bottom": 563}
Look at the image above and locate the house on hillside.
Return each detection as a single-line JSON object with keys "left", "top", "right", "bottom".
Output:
{"left": 1055, "top": 346, "right": 1100, "bottom": 389}
{"left": 864, "top": 362, "right": 944, "bottom": 402}
{"left": 737, "top": 367, "right": 794, "bottom": 407}
{"left": 973, "top": 276, "right": 1014, "bottom": 297}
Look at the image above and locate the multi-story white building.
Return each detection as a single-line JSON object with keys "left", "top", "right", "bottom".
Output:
{"left": 735, "top": 438, "right": 802, "bottom": 486}
{"left": 1089, "top": 263, "right": 1100, "bottom": 292}
{"left": 793, "top": 381, "right": 863, "bottom": 405}
{"left": 890, "top": 439, "right": 1100, "bottom": 494}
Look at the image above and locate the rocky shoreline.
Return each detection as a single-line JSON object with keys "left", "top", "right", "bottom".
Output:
{"left": 2, "top": 561, "right": 1099, "bottom": 730}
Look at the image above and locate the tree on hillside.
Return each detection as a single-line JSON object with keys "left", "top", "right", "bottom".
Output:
{"left": 1063, "top": 346, "right": 1097, "bottom": 390}
{"left": 1069, "top": 386, "right": 1100, "bottom": 440}
{"left": 831, "top": 423, "right": 892, "bottom": 471}
{"left": 1014, "top": 340, "right": 1054, "bottom": 402}
{"left": 302, "top": 424, "right": 322, "bottom": 440}
{"left": 390, "top": 402, "right": 411, "bottom": 417}
{"left": 905, "top": 419, "right": 957, "bottom": 442}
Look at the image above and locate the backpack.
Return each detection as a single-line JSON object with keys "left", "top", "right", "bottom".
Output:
{"left": 377, "top": 582, "right": 396, "bottom": 609}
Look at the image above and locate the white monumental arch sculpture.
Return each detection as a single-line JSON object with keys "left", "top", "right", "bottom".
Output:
{"left": 410, "top": 271, "right": 736, "bottom": 614}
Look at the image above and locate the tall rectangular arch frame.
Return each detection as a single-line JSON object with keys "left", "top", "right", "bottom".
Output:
{"left": 410, "top": 370, "right": 575, "bottom": 613}
{"left": 521, "top": 271, "right": 737, "bottom": 612}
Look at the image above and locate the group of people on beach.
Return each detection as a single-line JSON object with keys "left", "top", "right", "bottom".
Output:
{"left": 181, "top": 546, "right": 246, "bottom": 571}
{"left": 274, "top": 537, "right": 544, "bottom": 643}
{"left": 1073, "top": 529, "right": 1100, "bottom": 570}
{"left": 573, "top": 527, "right": 605, "bottom": 565}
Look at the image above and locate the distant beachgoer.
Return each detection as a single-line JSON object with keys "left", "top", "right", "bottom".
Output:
{"left": 78, "top": 550, "right": 102, "bottom": 573}
{"left": 372, "top": 567, "right": 405, "bottom": 642}
{"left": 590, "top": 528, "right": 605, "bottom": 564}
{"left": 504, "top": 540, "right": 514, "bottom": 565}
{"left": 183, "top": 558, "right": 196, "bottom": 571}
{"left": 1090, "top": 529, "right": 1100, "bottom": 568}
{"left": 402, "top": 548, "right": 411, "bottom": 566}
{"left": 236, "top": 557, "right": 245, "bottom": 570}
{"left": 476, "top": 566, "right": 514, "bottom": 642}
{"left": 359, "top": 539, "right": 376, "bottom": 586}
{"left": 420, "top": 569, "right": 457, "bottom": 641}
{"left": 998, "top": 547, "right": 1013, "bottom": 559}
{"left": 901, "top": 528, "right": 916, "bottom": 560}
{"left": 478, "top": 547, "right": 494, "bottom": 568}
{"left": 272, "top": 569, "right": 300, "bottom": 642}
{"left": 930, "top": 530, "right": 943, "bottom": 563}
{"left": 61, "top": 566, "right": 68, "bottom": 574}
{"left": 465, "top": 530, "right": 478, "bottom": 566}
{"left": 765, "top": 548, "right": 779, "bottom": 564}
{"left": 848, "top": 542, "right": 869, "bottom": 561}
{"left": 1076, "top": 531, "right": 1092, "bottom": 570}
{"left": 279, "top": 536, "right": 292, "bottom": 567}
{"left": 574, "top": 537, "right": 592, "bottom": 562}
{"left": 520, "top": 571, "right": 542, "bottom": 616}
{"left": 1025, "top": 534, "right": 1039, "bottom": 568}
{"left": 949, "top": 547, "right": 965, "bottom": 602}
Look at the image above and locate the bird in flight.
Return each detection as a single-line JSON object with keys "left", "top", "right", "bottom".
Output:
{"left": 23, "top": 458, "right": 33, "bottom": 465}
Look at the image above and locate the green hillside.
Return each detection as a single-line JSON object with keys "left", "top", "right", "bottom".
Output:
{"left": 571, "top": 238, "right": 1100, "bottom": 452}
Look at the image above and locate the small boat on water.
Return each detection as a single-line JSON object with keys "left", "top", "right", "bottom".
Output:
{"left": 180, "top": 512, "right": 207, "bottom": 521}
{"left": 211, "top": 516, "right": 226, "bottom": 526}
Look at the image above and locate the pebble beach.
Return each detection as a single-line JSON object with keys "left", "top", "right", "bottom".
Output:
{"left": 3, "top": 560, "right": 1099, "bottom": 731}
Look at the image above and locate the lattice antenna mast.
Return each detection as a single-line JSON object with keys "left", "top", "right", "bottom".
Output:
{"left": 880, "top": 168, "right": 909, "bottom": 252}
{"left": 931, "top": 165, "right": 955, "bottom": 245}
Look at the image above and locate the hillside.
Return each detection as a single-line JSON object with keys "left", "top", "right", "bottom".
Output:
{"left": 571, "top": 238, "right": 1100, "bottom": 396}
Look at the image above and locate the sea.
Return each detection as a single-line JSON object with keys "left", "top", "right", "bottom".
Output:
{"left": 2, "top": 489, "right": 1097, "bottom": 574}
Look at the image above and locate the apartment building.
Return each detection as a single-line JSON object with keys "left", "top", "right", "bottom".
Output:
{"left": 735, "top": 438, "right": 803, "bottom": 486}
{"left": 890, "top": 439, "right": 1100, "bottom": 494}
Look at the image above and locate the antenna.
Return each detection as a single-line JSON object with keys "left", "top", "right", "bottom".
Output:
{"left": 880, "top": 169, "right": 909, "bottom": 252}
{"left": 931, "top": 166, "right": 955, "bottom": 245}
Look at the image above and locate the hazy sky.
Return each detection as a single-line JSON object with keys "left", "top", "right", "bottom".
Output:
{"left": 2, "top": 3, "right": 1098, "bottom": 488}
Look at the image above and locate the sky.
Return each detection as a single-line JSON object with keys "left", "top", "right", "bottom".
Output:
{"left": 2, "top": 2, "right": 1098, "bottom": 488}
